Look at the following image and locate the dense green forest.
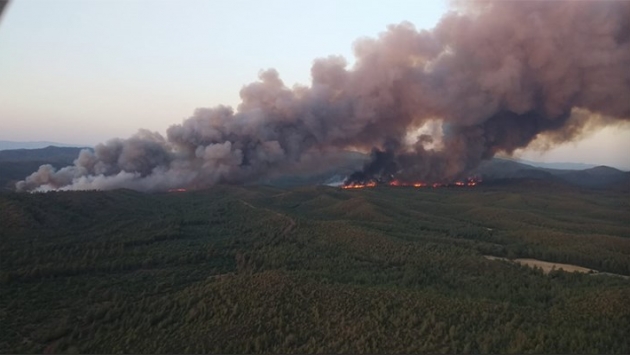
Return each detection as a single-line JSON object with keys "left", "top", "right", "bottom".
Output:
{"left": 1, "top": 182, "right": 629, "bottom": 353}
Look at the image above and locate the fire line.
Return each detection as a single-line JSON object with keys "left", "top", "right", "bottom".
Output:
{"left": 341, "top": 178, "right": 480, "bottom": 190}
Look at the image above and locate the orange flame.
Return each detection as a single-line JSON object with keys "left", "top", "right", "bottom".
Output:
{"left": 342, "top": 177, "right": 481, "bottom": 189}
{"left": 341, "top": 181, "right": 377, "bottom": 189}
{"left": 167, "top": 188, "right": 187, "bottom": 192}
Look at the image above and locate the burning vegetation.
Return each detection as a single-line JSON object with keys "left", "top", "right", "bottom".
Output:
{"left": 342, "top": 177, "right": 481, "bottom": 189}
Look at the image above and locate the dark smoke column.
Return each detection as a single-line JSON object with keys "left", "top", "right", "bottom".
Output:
{"left": 17, "top": 0, "right": 630, "bottom": 192}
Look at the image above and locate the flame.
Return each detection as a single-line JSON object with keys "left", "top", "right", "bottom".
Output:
{"left": 342, "top": 177, "right": 481, "bottom": 189}
{"left": 168, "top": 188, "right": 187, "bottom": 192}
{"left": 341, "top": 181, "right": 377, "bottom": 189}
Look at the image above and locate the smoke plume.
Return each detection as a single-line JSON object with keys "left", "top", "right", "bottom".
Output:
{"left": 18, "top": 0, "right": 630, "bottom": 191}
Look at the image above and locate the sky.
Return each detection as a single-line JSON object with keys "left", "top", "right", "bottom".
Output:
{"left": 0, "top": 0, "right": 629, "bottom": 169}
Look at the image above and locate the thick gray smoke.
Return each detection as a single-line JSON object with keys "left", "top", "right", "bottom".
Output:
{"left": 18, "top": 0, "right": 630, "bottom": 191}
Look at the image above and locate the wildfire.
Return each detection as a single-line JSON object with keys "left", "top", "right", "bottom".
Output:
{"left": 341, "top": 177, "right": 481, "bottom": 190}
{"left": 167, "top": 188, "right": 187, "bottom": 193}
{"left": 342, "top": 181, "right": 377, "bottom": 189}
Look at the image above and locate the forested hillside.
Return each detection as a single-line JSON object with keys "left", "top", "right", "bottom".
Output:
{"left": 1, "top": 183, "right": 629, "bottom": 353}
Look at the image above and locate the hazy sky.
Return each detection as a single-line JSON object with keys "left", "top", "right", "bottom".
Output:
{"left": 1, "top": 0, "right": 629, "bottom": 169}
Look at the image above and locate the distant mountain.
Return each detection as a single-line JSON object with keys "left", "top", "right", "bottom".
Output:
{"left": 473, "top": 159, "right": 556, "bottom": 180}
{"left": 512, "top": 158, "right": 597, "bottom": 170}
{"left": 0, "top": 146, "right": 90, "bottom": 163}
{"left": 475, "top": 158, "right": 629, "bottom": 189}
{"left": 0, "top": 140, "right": 90, "bottom": 151}
{"left": 551, "top": 166, "right": 629, "bottom": 188}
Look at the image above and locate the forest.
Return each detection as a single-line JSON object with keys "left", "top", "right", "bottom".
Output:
{"left": 1, "top": 181, "right": 629, "bottom": 353}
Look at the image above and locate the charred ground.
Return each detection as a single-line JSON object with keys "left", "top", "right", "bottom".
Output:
{"left": 1, "top": 180, "right": 629, "bottom": 353}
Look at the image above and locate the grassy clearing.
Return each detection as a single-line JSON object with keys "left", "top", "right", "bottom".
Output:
{"left": 484, "top": 255, "right": 594, "bottom": 274}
